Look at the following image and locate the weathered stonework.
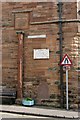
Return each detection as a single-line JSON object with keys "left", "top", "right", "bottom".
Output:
{"left": 2, "top": 2, "right": 79, "bottom": 110}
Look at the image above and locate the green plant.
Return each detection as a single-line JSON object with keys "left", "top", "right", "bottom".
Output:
{"left": 25, "top": 97, "right": 33, "bottom": 101}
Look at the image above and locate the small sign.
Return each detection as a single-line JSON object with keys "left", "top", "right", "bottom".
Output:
{"left": 63, "top": 65, "right": 70, "bottom": 71}
{"left": 33, "top": 49, "right": 49, "bottom": 59}
{"left": 60, "top": 54, "right": 72, "bottom": 66}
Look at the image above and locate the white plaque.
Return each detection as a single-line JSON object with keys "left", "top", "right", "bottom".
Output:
{"left": 34, "top": 49, "right": 49, "bottom": 59}
{"left": 28, "top": 35, "right": 46, "bottom": 39}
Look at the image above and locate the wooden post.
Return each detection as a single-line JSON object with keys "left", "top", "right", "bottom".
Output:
{"left": 16, "top": 31, "right": 24, "bottom": 99}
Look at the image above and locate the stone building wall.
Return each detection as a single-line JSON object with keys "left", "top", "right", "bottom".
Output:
{"left": 2, "top": 2, "right": 79, "bottom": 109}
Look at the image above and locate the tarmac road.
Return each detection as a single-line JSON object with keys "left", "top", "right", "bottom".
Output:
{"left": 0, "top": 112, "right": 47, "bottom": 118}
{"left": 0, "top": 112, "right": 79, "bottom": 120}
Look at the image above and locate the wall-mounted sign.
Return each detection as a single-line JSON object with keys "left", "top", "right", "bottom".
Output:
{"left": 33, "top": 49, "right": 49, "bottom": 59}
{"left": 28, "top": 35, "right": 46, "bottom": 39}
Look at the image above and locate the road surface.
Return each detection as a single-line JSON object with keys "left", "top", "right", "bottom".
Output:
{"left": 0, "top": 112, "right": 79, "bottom": 120}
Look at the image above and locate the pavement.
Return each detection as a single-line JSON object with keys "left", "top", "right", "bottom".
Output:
{"left": 0, "top": 105, "right": 79, "bottom": 119}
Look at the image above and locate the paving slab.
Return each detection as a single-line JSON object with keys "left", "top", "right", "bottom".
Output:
{"left": 0, "top": 105, "right": 79, "bottom": 119}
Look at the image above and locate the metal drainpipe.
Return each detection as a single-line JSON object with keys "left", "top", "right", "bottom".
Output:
{"left": 57, "top": 1, "right": 64, "bottom": 108}
{"left": 22, "top": 32, "right": 25, "bottom": 97}
{"left": 16, "top": 31, "right": 24, "bottom": 99}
